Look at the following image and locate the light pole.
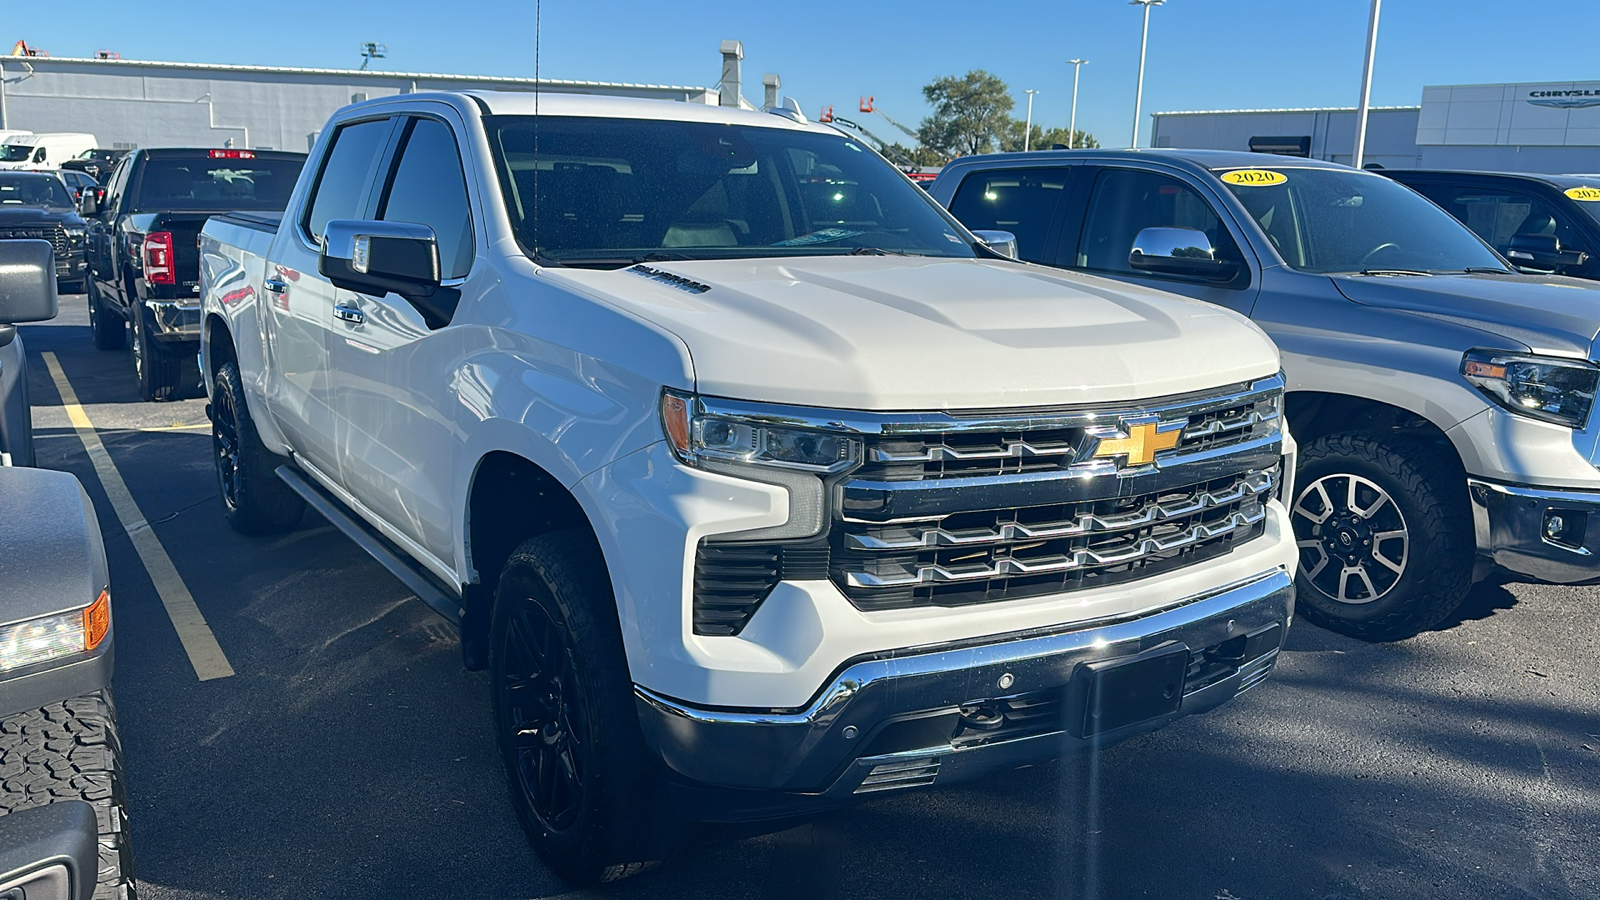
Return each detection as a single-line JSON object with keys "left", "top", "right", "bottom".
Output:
{"left": 1067, "top": 59, "right": 1088, "bottom": 148}
{"left": 1023, "top": 89, "right": 1039, "bottom": 152}
{"left": 1129, "top": 0, "right": 1164, "bottom": 149}
{"left": 1352, "top": 0, "right": 1382, "bottom": 169}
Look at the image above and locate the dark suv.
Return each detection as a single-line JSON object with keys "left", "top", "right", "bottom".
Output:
{"left": 1384, "top": 170, "right": 1600, "bottom": 280}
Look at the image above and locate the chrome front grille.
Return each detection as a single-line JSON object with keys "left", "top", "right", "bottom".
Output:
{"left": 0, "top": 226, "right": 68, "bottom": 256}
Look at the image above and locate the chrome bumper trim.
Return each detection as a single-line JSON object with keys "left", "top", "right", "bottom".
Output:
{"left": 1469, "top": 478, "right": 1600, "bottom": 584}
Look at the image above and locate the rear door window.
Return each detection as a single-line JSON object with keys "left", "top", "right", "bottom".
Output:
{"left": 303, "top": 118, "right": 395, "bottom": 242}
{"left": 376, "top": 118, "right": 475, "bottom": 280}
{"left": 948, "top": 167, "right": 1069, "bottom": 263}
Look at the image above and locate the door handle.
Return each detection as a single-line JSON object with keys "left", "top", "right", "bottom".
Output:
{"left": 333, "top": 303, "right": 365, "bottom": 325}
{"left": 263, "top": 279, "right": 287, "bottom": 294}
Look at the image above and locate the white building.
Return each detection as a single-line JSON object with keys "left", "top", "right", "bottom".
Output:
{"left": 0, "top": 55, "right": 719, "bottom": 152}
{"left": 1151, "top": 80, "right": 1600, "bottom": 173}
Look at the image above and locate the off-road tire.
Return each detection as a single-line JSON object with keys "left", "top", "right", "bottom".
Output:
{"left": 87, "top": 280, "right": 125, "bottom": 351}
{"left": 212, "top": 360, "right": 304, "bottom": 535}
{"left": 0, "top": 690, "right": 137, "bottom": 900}
{"left": 490, "top": 531, "right": 675, "bottom": 886}
{"left": 1290, "top": 432, "right": 1473, "bottom": 641}
{"left": 130, "top": 307, "right": 181, "bottom": 401}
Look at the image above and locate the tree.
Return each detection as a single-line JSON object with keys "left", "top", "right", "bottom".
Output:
{"left": 999, "top": 121, "right": 1100, "bottom": 153}
{"left": 884, "top": 142, "right": 949, "bottom": 168}
{"left": 917, "top": 70, "right": 1015, "bottom": 158}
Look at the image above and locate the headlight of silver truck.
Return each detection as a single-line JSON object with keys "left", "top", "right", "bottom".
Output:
{"left": 1461, "top": 350, "right": 1599, "bottom": 429}
{"left": 0, "top": 591, "right": 110, "bottom": 673}
{"left": 660, "top": 390, "right": 861, "bottom": 539}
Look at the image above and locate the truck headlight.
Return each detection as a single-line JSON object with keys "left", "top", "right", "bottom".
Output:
{"left": 0, "top": 591, "right": 110, "bottom": 673}
{"left": 1462, "top": 350, "right": 1599, "bottom": 429}
{"left": 661, "top": 391, "right": 860, "bottom": 540}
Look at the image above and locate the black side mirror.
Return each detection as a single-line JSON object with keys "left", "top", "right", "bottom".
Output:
{"left": 1507, "top": 233, "right": 1589, "bottom": 271}
{"left": 1129, "top": 226, "right": 1240, "bottom": 281}
{"left": 0, "top": 239, "right": 61, "bottom": 332}
{"left": 318, "top": 219, "right": 454, "bottom": 329}
{"left": 0, "top": 801, "right": 101, "bottom": 899}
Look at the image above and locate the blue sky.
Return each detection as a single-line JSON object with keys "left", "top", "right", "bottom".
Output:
{"left": 8, "top": 1, "right": 1595, "bottom": 146}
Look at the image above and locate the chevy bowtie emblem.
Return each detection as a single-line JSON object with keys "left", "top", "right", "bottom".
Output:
{"left": 1091, "top": 421, "right": 1183, "bottom": 467}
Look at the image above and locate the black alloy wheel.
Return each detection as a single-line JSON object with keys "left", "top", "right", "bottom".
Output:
{"left": 212, "top": 375, "right": 244, "bottom": 515}
{"left": 497, "top": 600, "right": 586, "bottom": 832}
{"left": 1292, "top": 472, "right": 1410, "bottom": 604}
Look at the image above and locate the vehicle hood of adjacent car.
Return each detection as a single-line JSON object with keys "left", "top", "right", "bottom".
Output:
{"left": 1329, "top": 271, "right": 1600, "bottom": 358}
{"left": 0, "top": 206, "right": 83, "bottom": 228}
{"left": 542, "top": 256, "right": 1280, "bottom": 410}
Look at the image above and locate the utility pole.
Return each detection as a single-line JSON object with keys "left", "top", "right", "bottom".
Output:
{"left": 1067, "top": 59, "right": 1088, "bottom": 148}
{"left": 1024, "top": 89, "right": 1039, "bottom": 152}
{"left": 1352, "top": 0, "right": 1382, "bottom": 169}
{"left": 1129, "top": 0, "right": 1164, "bottom": 149}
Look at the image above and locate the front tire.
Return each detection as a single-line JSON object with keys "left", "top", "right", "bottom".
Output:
{"left": 1290, "top": 432, "right": 1472, "bottom": 641}
{"left": 212, "top": 360, "right": 304, "bottom": 534}
{"left": 87, "top": 280, "right": 126, "bottom": 351}
{"left": 0, "top": 690, "right": 138, "bottom": 900}
{"left": 490, "top": 532, "right": 674, "bottom": 886}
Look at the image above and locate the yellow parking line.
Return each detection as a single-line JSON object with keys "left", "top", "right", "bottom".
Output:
{"left": 41, "top": 353, "right": 235, "bottom": 682}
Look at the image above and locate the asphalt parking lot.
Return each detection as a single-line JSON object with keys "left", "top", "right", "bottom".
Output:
{"left": 16, "top": 298, "right": 1600, "bottom": 900}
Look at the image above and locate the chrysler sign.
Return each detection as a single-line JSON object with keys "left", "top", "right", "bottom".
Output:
{"left": 1528, "top": 89, "right": 1600, "bottom": 109}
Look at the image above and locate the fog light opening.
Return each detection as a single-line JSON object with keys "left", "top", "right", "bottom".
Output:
{"left": 1542, "top": 508, "right": 1588, "bottom": 550}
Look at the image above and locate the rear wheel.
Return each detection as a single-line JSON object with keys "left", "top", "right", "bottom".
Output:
{"left": 1290, "top": 432, "right": 1472, "bottom": 641}
{"left": 0, "top": 690, "right": 138, "bottom": 900}
{"left": 130, "top": 308, "right": 182, "bottom": 401}
{"left": 87, "top": 280, "right": 125, "bottom": 351}
{"left": 212, "top": 359, "right": 304, "bottom": 534}
{"left": 490, "top": 532, "right": 674, "bottom": 886}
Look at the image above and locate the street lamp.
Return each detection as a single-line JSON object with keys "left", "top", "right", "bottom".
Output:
{"left": 1352, "top": 0, "right": 1382, "bottom": 168}
{"left": 1067, "top": 59, "right": 1088, "bottom": 149}
{"left": 1023, "top": 89, "right": 1040, "bottom": 152}
{"left": 1129, "top": 0, "right": 1164, "bottom": 149}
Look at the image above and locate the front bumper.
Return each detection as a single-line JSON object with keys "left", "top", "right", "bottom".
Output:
{"left": 54, "top": 249, "right": 86, "bottom": 282}
{"left": 636, "top": 567, "right": 1292, "bottom": 816}
{"left": 146, "top": 300, "right": 201, "bottom": 340}
{"left": 1469, "top": 479, "right": 1600, "bottom": 584}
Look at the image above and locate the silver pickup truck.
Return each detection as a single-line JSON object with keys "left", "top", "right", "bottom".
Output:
{"left": 935, "top": 149, "right": 1600, "bottom": 640}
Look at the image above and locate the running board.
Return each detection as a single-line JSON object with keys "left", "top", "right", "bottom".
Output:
{"left": 275, "top": 465, "right": 463, "bottom": 626}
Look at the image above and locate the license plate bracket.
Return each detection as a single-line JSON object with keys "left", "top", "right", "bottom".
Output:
{"left": 1075, "top": 642, "right": 1190, "bottom": 737}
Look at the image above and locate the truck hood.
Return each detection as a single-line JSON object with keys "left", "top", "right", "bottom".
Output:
{"left": 0, "top": 206, "right": 82, "bottom": 228}
{"left": 1329, "top": 272, "right": 1600, "bottom": 358}
{"left": 542, "top": 257, "right": 1278, "bottom": 410}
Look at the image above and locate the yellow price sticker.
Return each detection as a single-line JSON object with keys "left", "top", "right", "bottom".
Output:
{"left": 1565, "top": 186, "right": 1600, "bottom": 202}
{"left": 1220, "top": 169, "right": 1288, "bottom": 187}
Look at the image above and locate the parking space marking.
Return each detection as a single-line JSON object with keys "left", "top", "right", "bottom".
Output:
{"left": 42, "top": 352, "right": 236, "bottom": 682}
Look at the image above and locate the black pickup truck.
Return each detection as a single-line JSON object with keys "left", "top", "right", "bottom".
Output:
{"left": 80, "top": 148, "right": 305, "bottom": 400}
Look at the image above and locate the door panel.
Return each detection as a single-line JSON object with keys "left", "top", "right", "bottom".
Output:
{"left": 1069, "top": 166, "right": 1261, "bottom": 316}
{"left": 262, "top": 116, "right": 396, "bottom": 478}
{"left": 328, "top": 115, "right": 476, "bottom": 562}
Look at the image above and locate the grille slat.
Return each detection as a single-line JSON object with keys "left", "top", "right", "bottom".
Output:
{"left": 0, "top": 226, "right": 68, "bottom": 256}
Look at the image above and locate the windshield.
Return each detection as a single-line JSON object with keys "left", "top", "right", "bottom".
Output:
{"left": 1218, "top": 166, "right": 1509, "bottom": 274}
{"left": 132, "top": 156, "right": 304, "bottom": 211}
{"left": 485, "top": 115, "right": 977, "bottom": 266}
{"left": 0, "top": 144, "right": 36, "bottom": 162}
{"left": 0, "top": 173, "right": 74, "bottom": 208}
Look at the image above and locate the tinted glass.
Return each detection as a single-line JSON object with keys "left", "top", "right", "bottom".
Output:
{"left": 1419, "top": 184, "right": 1587, "bottom": 256}
{"left": 305, "top": 119, "right": 393, "bottom": 241}
{"left": 131, "top": 156, "right": 303, "bottom": 212}
{"left": 1218, "top": 167, "right": 1507, "bottom": 274}
{"left": 0, "top": 173, "right": 74, "bottom": 208}
{"left": 379, "top": 119, "right": 474, "bottom": 279}
{"left": 0, "top": 145, "right": 31, "bottom": 162}
{"left": 1077, "top": 168, "right": 1234, "bottom": 275}
{"left": 486, "top": 115, "right": 975, "bottom": 265}
{"left": 948, "top": 168, "right": 1067, "bottom": 263}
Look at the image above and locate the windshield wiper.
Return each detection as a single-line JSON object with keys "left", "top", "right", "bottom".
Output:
{"left": 848, "top": 246, "right": 907, "bottom": 256}
{"left": 1460, "top": 267, "right": 1512, "bottom": 274}
{"left": 1357, "top": 268, "right": 1433, "bottom": 277}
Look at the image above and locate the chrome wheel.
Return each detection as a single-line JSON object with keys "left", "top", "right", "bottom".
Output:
{"left": 496, "top": 601, "right": 585, "bottom": 832}
{"left": 1292, "top": 473, "right": 1409, "bottom": 604}
{"left": 130, "top": 314, "right": 144, "bottom": 383}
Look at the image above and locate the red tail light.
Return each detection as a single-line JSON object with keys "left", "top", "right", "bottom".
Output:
{"left": 143, "top": 231, "right": 175, "bottom": 285}
{"left": 209, "top": 149, "right": 255, "bottom": 159}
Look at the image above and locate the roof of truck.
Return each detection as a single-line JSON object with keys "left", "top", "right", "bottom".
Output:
{"left": 943, "top": 147, "right": 1356, "bottom": 173}
{"left": 458, "top": 91, "right": 821, "bottom": 131}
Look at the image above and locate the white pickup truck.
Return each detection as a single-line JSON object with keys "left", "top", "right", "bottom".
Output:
{"left": 198, "top": 91, "right": 1297, "bottom": 883}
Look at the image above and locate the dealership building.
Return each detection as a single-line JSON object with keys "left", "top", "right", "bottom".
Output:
{"left": 0, "top": 54, "right": 725, "bottom": 152}
{"left": 1151, "top": 80, "right": 1600, "bottom": 173}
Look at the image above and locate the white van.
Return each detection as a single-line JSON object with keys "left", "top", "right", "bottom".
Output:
{"left": 0, "top": 130, "right": 33, "bottom": 147}
{"left": 0, "top": 133, "right": 97, "bottom": 170}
